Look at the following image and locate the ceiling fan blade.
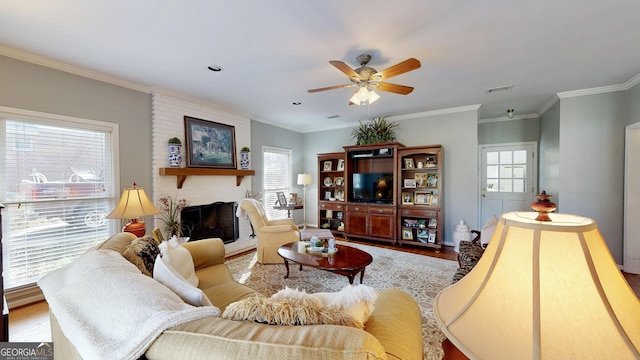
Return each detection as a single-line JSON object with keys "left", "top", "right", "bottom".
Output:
{"left": 376, "top": 82, "right": 414, "bottom": 95}
{"left": 329, "top": 60, "right": 359, "bottom": 79}
{"left": 307, "top": 84, "right": 354, "bottom": 93}
{"left": 376, "top": 58, "right": 421, "bottom": 80}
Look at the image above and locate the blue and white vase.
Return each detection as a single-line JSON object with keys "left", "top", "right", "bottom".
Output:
{"left": 240, "top": 151, "right": 250, "bottom": 169}
{"left": 168, "top": 144, "right": 182, "bottom": 167}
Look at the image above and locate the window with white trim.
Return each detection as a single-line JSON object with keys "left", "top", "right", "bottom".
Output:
{"left": 262, "top": 146, "right": 292, "bottom": 220}
{"left": 1, "top": 110, "right": 117, "bottom": 290}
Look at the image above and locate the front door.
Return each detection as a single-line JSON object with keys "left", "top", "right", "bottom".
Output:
{"left": 480, "top": 142, "right": 537, "bottom": 226}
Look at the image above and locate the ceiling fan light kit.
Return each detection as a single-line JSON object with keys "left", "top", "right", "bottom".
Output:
{"left": 349, "top": 86, "right": 380, "bottom": 106}
{"left": 309, "top": 54, "right": 421, "bottom": 104}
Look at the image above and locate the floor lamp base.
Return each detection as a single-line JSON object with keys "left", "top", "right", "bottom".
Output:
{"left": 302, "top": 187, "right": 307, "bottom": 229}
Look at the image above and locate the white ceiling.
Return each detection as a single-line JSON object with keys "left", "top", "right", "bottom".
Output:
{"left": 1, "top": 0, "right": 639, "bottom": 133}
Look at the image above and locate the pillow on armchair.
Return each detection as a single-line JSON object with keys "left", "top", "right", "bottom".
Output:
{"left": 452, "top": 216, "right": 498, "bottom": 283}
{"left": 452, "top": 230, "right": 485, "bottom": 283}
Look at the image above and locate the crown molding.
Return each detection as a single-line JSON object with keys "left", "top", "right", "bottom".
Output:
{"left": 0, "top": 45, "right": 151, "bottom": 93}
{"left": 557, "top": 84, "right": 627, "bottom": 99}
{"left": 538, "top": 95, "right": 560, "bottom": 116}
{"left": 478, "top": 113, "right": 539, "bottom": 124}
{"left": 250, "top": 115, "right": 308, "bottom": 133}
{"left": 390, "top": 104, "right": 482, "bottom": 122}
{"left": 293, "top": 104, "right": 484, "bottom": 133}
{"left": 557, "top": 73, "right": 640, "bottom": 99}
{"left": 624, "top": 73, "right": 640, "bottom": 89}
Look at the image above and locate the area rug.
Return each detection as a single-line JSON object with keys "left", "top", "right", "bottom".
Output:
{"left": 225, "top": 241, "right": 458, "bottom": 360}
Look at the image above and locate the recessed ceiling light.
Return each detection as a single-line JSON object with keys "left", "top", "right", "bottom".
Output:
{"left": 292, "top": 102, "right": 302, "bottom": 106}
{"left": 207, "top": 65, "right": 223, "bottom": 72}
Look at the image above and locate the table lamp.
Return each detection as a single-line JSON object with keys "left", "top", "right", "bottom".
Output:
{"left": 297, "top": 173, "right": 312, "bottom": 229}
{"left": 434, "top": 208, "right": 640, "bottom": 359}
{"left": 106, "top": 183, "right": 161, "bottom": 237}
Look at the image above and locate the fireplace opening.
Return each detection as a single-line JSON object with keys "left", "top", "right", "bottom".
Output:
{"left": 181, "top": 201, "right": 239, "bottom": 243}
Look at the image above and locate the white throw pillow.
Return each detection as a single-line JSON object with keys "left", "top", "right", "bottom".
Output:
{"left": 159, "top": 237, "right": 198, "bottom": 287}
{"left": 480, "top": 215, "right": 499, "bottom": 245}
{"left": 153, "top": 256, "right": 213, "bottom": 307}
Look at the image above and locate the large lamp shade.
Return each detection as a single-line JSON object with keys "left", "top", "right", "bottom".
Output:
{"left": 106, "top": 183, "right": 161, "bottom": 237}
{"left": 434, "top": 212, "right": 640, "bottom": 359}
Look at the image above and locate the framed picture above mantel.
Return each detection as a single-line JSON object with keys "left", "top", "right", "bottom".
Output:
{"left": 184, "top": 116, "right": 237, "bottom": 168}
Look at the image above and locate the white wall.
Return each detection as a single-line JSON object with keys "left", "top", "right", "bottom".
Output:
{"left": 300, "top": 107, "right": 479, "bottom": 245}
{"left": 396, "top": 109, "right": 479, "bottom": 242}
{"left": 557, "top": 92, "right": 627, "bottom": 262}
{"left": 151, "top": 93, "right": 254, "bottom": 254}
{"left": 539, "top": 100, "right": 560, "bottom": 205}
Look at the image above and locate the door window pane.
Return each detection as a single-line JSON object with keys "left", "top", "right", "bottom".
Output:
{"left": 487, "top": 152, "right": 499, "bottom": 165}
{"left": 486, "top": 150, "right": 528, "bottom": 193}
{"left": 500, "top": 151, "right": 512, "bottom": 164}
{"left": 513, "top": 150, "right": 527, "bottom": 164}
{"left": 513, "top": 179, "right": 525, "bottom": 192}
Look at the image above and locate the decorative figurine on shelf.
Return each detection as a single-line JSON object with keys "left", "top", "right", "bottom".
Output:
{"left": 240, "top": 146, "right": 251, "bottom": 170}
{"left": 168, "top": 137, "right": 182, "bottom": 167}
{"left": 531, "top": 190, "right": 557, "bottom": 221}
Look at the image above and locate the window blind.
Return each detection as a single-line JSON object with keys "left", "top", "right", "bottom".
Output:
{"left": 1, "top": 116, "right": 116, "bottom": 290}
{"left": 262, "top": 146, "right": 292, "bottom": 220}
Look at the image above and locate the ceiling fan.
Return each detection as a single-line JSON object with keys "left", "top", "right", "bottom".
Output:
{"left": 308, "top": 54, "right": 421, "bottom": 105}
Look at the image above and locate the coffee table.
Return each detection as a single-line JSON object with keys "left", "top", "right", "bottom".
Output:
{"left": 277, "top": 242, "right": 373, "bottom": 284}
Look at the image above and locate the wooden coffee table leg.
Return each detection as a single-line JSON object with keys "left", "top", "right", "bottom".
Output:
{"left": 283, "top": 259, "right": 290, "bottom": 279}
{"left": 359, "top": 268, "right": 366, "bottom": 284}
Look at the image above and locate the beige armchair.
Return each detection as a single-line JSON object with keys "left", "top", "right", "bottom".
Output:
{"left": 239, "top": 199, "right": 300, "bottom": 264}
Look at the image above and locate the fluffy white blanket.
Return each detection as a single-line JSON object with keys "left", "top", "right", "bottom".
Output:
{"left": 272, "top": 285, "right": 378, "bottom": 328}
{"left": 236, "top": 198, "right": 264, "bottom": 218}
{"left": 38, "top": 249, "right": 220, "bottom": 360}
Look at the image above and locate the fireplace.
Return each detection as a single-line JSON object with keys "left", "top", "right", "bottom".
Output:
{"left": 181, "top": 201, "right": 239, "bottom": 243}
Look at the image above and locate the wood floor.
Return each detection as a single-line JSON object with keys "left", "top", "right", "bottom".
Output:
{"left": 8, "top": 240, "right": 640, "bottom": 343}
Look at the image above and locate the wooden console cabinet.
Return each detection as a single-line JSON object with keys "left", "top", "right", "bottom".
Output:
{"left": 316, "top": 143, "right": 444, "bottom": 249}
{"left": 343, "top": 143, "right": 400, "bottom": 244}
{"left": 345, "top": 203, "right": 396, "bottom": 243}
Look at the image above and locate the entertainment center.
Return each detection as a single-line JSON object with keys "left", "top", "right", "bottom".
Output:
{"left": 317, "top": 142, "right": 443, "bottom": 250}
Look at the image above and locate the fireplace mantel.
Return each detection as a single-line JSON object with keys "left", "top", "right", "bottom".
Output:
{"left": 159, "top": 167, "right": 255, "bottom": 188}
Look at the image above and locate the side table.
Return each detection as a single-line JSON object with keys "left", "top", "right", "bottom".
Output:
{"left": 273, "top": 204, "right": 303, "bottom": 218}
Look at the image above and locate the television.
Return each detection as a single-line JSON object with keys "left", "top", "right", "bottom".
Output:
{"left": 351, "top": 173, "right": 394, "bottom": 204}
